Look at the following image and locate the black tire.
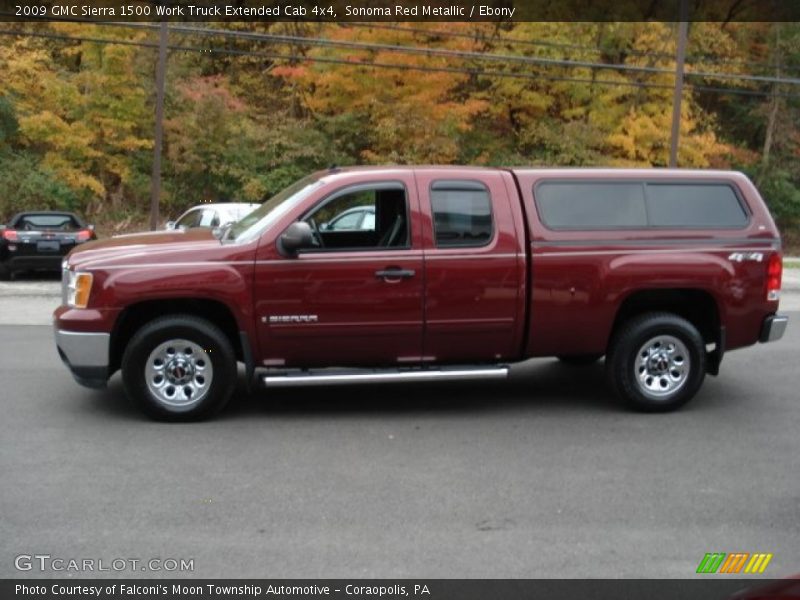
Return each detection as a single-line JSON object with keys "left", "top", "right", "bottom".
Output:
{"left": 121, "top": 315, "right": 237, "bottom": 421}
{"left": 606, "top": 312, "right": 706, "bottom": 412}
{"left": 557, "top": 354, "right": 603, "bottom": 366}
{"left": 0, "top": 263, "right": 8, "bottom": 281}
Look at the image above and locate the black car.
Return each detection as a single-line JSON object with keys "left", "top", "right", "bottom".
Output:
{"left": 0, "top": 211, "right": 96, "bottom": 279}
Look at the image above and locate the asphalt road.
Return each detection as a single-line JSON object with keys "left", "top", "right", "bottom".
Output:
{"left": 1, "top": 316, "right": 798, "bottom": 579}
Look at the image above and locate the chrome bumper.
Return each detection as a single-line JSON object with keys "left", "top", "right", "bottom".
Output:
{"left": 54, "top": 329, "right": 110, "bottom": 388}
{"left": 760, "top": 314, "right": 789, "bottom": 343}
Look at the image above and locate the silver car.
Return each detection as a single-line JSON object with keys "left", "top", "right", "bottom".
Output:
{"left": 166, "top": 203, "right": 260, "bottom": 230}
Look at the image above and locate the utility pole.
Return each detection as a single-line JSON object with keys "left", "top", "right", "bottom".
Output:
{"left": 149, "top": 20, "right": 168, "bottom": 230}
{"left": 669, "top": 0, "right": 689, "bottom": 168}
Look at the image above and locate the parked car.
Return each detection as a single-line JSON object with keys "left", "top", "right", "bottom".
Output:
{"left": 1, "top": 211, "right": 96, "bottom": 279}
{"left": 319, "top": 205, "right": 375, "bottom": 231}
{"left": 54, "top": 166, "right": 787, "bottom": 421}
{"left": 165, "top": 203, "right": 260, "bottom": 231}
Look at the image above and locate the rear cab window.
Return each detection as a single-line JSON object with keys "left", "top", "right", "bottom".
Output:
{"left": 645, "top": 184, "right": 748, "bottom": 228}
{"left": 430, "top": 180, "right": 494, "bottom": 247}
{"left": 534, "top": 181, "right": 749, "bottom": 230}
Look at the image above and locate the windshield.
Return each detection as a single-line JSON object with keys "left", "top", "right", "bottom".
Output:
{"left": 14, "top": 214, "right": 82, "bottom": 230}
{"left": 227, "top": 173, "right": 325, "bottom": 242}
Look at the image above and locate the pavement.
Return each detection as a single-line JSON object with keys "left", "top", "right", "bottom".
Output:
{"left": 0, "top": 277, "right": 798, "bottom": 578}
{"left": 0, "top": 274, "right": 61, "bottom": 326}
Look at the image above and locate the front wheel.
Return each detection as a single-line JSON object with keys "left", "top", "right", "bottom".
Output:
{"left": 122, "top": 315, "right": 237, "bottom": 421}
{"left": 606, "top": 312, "right": 706, "bottom": 412}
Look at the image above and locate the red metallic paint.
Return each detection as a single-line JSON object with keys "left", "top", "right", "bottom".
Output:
{"left": 252, "top": 169, "right": 424, "bottom": 366}
{"left": 414, "top": 168, "right": 526, "bottom": 363}
{"left": 55, "top": 167, "right": 783, "bottom": 376}
{"left": 514, "top": 169, "right": 781, "bottom": 357}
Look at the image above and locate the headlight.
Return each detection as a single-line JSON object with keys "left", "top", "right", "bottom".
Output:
{"left": 67, "top": 271, "right": 93, "bottom": 309}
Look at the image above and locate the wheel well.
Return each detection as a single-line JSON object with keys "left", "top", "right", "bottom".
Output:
{"left": 110, "top": 299, "right": 244, "bottom": 373}
{"left": 610, "top": 289, "right": 721, "bottom": 350}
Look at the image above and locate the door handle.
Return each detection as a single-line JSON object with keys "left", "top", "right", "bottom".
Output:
{"left": 375, "top": 268, "right": 415, "bottom": 279}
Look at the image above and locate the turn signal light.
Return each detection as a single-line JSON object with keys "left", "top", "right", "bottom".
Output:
{"left": 2, "top": 229, "right": 17, "bottom": 241}
{"left": 75, "top": 229, "right": 92, "bottom": 242}
{"left": 766, "top": 253, "right": 782, "bottom": 301}
{"left": 68, "top": 272, "right": 94, "bottom": 309}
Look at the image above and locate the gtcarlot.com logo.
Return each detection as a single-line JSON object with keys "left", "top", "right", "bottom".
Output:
{"left": 696, "top": 552, "right": 773, "bottom": 574}
{"left": 14, "top": 554, "right": 194, "bottom": 573}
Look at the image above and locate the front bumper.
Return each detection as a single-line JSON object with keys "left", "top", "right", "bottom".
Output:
{"left": 759, "top": 314, "right": 789, "bottom": 343}
{"left": 5, "top": 254, "right": 66, "bottom": 272}
{"left": 54, "top": 328, "right": 110, "bottom": 388}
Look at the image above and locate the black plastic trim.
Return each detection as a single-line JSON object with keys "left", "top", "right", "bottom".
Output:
{"left": 239, "top": 331, "right": 255, "bottom": 391}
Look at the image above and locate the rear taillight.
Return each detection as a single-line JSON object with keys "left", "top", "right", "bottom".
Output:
{"left": 75, "top": 229, "right": 92, "bottom": 242}
{"left": 766, "top": 253, "right": 782, "bottom": 301}
{"left": 2, "top": 229, "right": 17, "bottom": 242}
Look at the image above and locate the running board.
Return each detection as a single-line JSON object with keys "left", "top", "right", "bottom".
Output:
{"left": 262, "top": 367, "right": 509, "bottom": 388}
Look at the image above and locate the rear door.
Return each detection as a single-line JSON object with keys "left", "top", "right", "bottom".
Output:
{"left": 416, "top": 171, "right": 525, "bottom": 363}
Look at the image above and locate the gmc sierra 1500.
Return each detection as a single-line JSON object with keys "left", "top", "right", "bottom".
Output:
{"left": 54, "top": 167, "right": 788, "bottom": 420}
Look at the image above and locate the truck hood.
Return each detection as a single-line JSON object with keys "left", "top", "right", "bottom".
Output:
{"left": 66, "top": 228, "right": 226, "bottom": 270}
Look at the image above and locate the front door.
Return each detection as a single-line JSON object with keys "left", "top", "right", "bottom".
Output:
{"left": 254, "top": 176, "right": 424, "bottom": 367}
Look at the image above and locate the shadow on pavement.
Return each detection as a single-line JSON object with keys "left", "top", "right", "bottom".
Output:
{"left": 84, "top": 359, "right": 621, "bottom": 422}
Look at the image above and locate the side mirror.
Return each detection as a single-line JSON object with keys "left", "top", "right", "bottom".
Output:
{"left": 165, "top": 221, "right": 176, "bottom": 230}
{"left": 320, "top": 222, "right": 330, "bottom": 231}
{"left": 279, "top": 221, "right": 314, "bottom": 255}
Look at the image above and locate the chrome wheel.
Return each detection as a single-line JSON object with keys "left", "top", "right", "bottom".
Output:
{"left": 145, "top": 339, "right": 213, "bottom": 408}
{"left": 634, "top": 335, "right": 690, "bottom": 399}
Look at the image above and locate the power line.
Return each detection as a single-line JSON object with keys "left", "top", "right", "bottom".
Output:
{"left": 109, "top": 21, "right": 679, "bottom": 76}
{"left": 4, "top": 15, "right": 798, "bottom": 86}
{"left": 342, "top": 22, "right": 679, "bottom": 59}
{"left": 61, "top": 20, "right": 798, "bottom": 88}
{"left": 117, "top": 22, "right": 800, "bottom": 87}
{"left": 343, "top": 22, "right": 800, "bottom": 75}
{"left": 1, "top": 28, "right": 799, "bottom": 99}
{"left": 0, "top": 27, "right": 664, "bottom": 87}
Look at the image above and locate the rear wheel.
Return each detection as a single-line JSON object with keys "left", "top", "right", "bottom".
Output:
{"left": 606, "top": 312, "right": 705, "bottom": 412}
{"left": 121, "top": 315, "right": 237, "bottom": 421}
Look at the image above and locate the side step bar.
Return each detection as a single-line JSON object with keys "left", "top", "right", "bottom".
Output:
{"left": 263, "top": 367, "right": 509, "bottom": 388}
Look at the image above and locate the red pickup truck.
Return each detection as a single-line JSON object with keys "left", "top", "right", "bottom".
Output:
{"left": 54, "top": 167, "right": 788, "bottom": 420}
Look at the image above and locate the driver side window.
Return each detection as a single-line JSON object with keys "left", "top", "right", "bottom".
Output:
{"left": 303, "top": 184, "right": 409, "bottom": 251}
